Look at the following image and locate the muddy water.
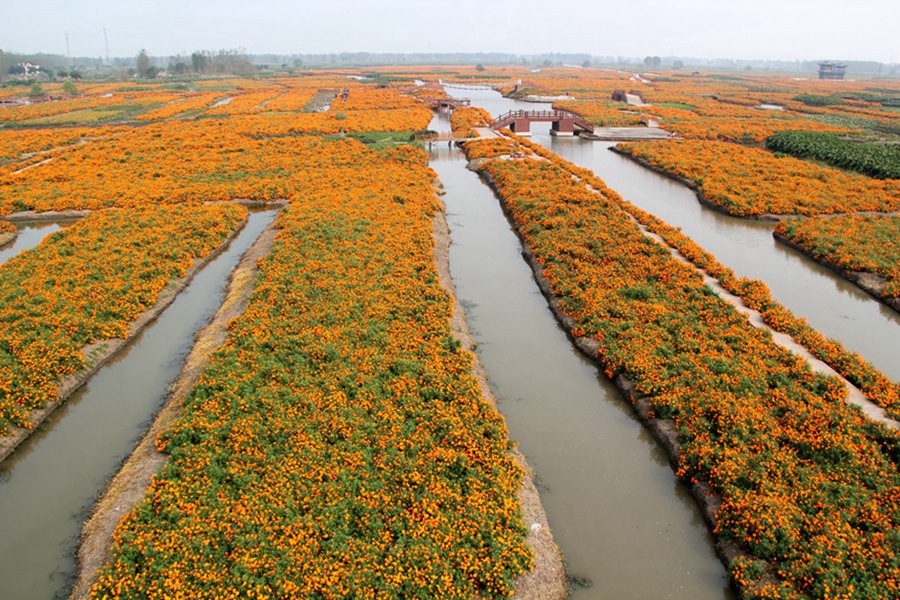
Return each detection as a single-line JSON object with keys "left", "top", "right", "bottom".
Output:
{"left": 435, "top": 85, "right": 898, "bottom": 596}
{"left": 430, "top": 140, "right": 733, "bottom": 598}
{"left": 0, "top": 210, "right": 276, "bottom": 600}
{"left": 441, "top": 85, "right": 900, "bottom": 380}
{"left": 537, "top": 136, "right": 900, "bottom": 381}
{"left": 0, "top": 222, "right": 66, "bottom": 266}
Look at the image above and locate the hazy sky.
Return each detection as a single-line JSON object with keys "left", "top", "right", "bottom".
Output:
{"left": 3, "top": 0, "right": 898, "bottom": 63}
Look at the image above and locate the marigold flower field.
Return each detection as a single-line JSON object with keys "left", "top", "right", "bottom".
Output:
{"left": 464, "top": 136, "right": 900, "bottom": 599}
{"left": 0, "top": 66, "right": 898, "bottom": 600}
{"left": 776, "top": 216, "right": 900, "bottom": 299}
{"left": 90, "top": 139, "right": 533, "bottom": 600}
{"left": 0, "top": 204, "right": 246, "bottom": 433}
{"left": 616, "top": 140, "right": 900, "bottom": 217}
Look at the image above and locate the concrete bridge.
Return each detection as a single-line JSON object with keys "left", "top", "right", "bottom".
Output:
{"left": 439, "top": 80, "right": 498, "bottom": 91}
{"left": 490, "top": 109, "right": 594, "bottom": 137}
{"left": 418, "top": 97, "right": 471, "bottom": 113}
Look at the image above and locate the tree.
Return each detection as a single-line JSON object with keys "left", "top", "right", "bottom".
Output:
{"left": 169, "top": 60, "right": 189, "bottom": 74}
{"left": 191, "top": 51, "right": 208, "bottom": 73}
{"left": 475, "top": 64, "right": 485, "bottom": 72}
{"left": 62, "top": 80, "right": 78, "bottom": 96}
{"left": 168, "top": 53, "right": 190, "bottom": 75}
{"left": 582, "top": 59, "right": 591, "bottom": 68}
{"left": 29, "top": 80, "right": 43, "bottom": 96}
{"left": 673, "top": 60, "right": 684, "bottom": 70}
{"left": 136, "top": 49, "right": 152, "bottom": 78}
{"left": 644, "top": 56, "right": 652, "bottom": 67}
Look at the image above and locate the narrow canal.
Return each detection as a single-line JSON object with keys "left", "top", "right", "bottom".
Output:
{"left": 0, "top": 221, "right": 68, "bottom": 266}
{"left": 445, "top": 85, "right": 900, "bottom": 381}
{"left": 0, "top": 210, "right": 277, "bottom": 600}
{"left": 539, "top": 138, "right": 900, "bottom": 381}
{"left": 435, "top": 84, "right": 900, "bottom": 596}
{"left": 429, "top": 111, "right": 733, "bottom": 598}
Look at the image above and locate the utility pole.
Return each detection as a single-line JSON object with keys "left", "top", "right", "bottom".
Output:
{"left": 104, "top": 28, "right": 111, "bottom": 66}
{"left": 65, "top": 32, "right": 72, "bottom": 69}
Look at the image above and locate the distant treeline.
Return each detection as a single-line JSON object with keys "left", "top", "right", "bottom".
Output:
{"left": 1, "top": 48, "right": 897, "bottom": 79}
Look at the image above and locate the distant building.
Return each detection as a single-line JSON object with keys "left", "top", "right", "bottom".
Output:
{"left": 818, "top": 62, "right": 847, "bottom": 80}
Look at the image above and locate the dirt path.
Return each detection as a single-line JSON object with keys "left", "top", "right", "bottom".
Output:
{"left": 4, "top": 208, "right": 91, "bottom": 222}
{"left": 69, "top": 218, "right": 279, "bottom": 600}
{"left": 635, "top": 224, "right": 899, "bottom": 429}
{"left": 431, "top": 199, "right": 568, "bottom": 599}
{"left": 8, "top": 156, "right": 53, "bottom": 175}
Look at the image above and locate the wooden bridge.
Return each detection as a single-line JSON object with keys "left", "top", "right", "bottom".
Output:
{"left": 490, "top": 109, "right": 594, "bottom": 137}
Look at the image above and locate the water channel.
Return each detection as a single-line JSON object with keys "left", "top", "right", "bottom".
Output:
{"left": 434, "top": 85, "right": 900, "bottom": 597}
{"left": 0, "top": 210, "right": 276, "bottom": 600}
{"left": 0, "top": 222, "right": 68, "bottom": 266}
{"left": 540, "top": 139, "right": 900, "bottom": 381}
{"left": 430, "top": 107, "right": 734, "bottom": 598}
{"left": 445, "top": 85, "right": 900, "bottom": 381}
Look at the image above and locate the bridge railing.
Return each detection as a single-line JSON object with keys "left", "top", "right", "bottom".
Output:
{"left": 490, "top": 109, "right": 594, "bottom": 132}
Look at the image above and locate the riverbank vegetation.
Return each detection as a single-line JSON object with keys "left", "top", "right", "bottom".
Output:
{"left": 513, "top": 134, "right": 900, "bottom": 418}
{"left": 776, "top": 216, "right": 900, "bottom": 300}
{"left": 0, "top": 203, "right": 246, "bottom": 434}
{"left": 616, "top": 140, "right": 900, "bottom": 217}
{"left": 465, "top": 135, "right": 900, "bottom": 599}
{"left": 89, "top": 140, "right": 534, "bottom": 599}
{"left": 766, "top": 131, "right": 900, "bottom": 179}
{"left": 450, "top": 106, "right": 492, "bottom": 136}
{"left": 551, "top": 100, "right": 646, "bottom": 127}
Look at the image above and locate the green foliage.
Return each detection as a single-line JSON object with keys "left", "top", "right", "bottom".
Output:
{"left": 793, "top": 93, "right": 846, "bottom": 107}
{"left": 136, "top": 49, "right": 152, "bottom": 79}
{"left": 766, "top": 130, "right": 900, "bottom": 179}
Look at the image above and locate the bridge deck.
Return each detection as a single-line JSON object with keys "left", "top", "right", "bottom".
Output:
{"left": 490, "top": 109, "right": 594, "bottom": 134}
